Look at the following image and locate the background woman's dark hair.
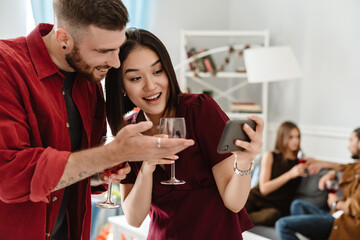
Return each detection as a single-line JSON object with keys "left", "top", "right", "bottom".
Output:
{"left": 105, "top": 28, "right": 181, "bottom": 135}
{"left": 274, "top": 121, "right": 301, "bottom": 155}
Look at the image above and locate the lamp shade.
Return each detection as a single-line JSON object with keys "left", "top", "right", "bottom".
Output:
{"left": 244, "top": 46, "right": 302, "bottom": 83}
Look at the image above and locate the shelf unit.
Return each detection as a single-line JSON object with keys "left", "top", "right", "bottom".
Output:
{"left": 176, "top": 30, "right": 270, "bottom": 149}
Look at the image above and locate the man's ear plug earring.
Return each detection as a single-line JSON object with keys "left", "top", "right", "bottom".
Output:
{"left": 62, "top": 45, "right": 66, "bottom": 49}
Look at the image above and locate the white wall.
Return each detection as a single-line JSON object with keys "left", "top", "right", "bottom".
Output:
{"left": 149, "top": 0, "right": 231, "bottom": 66}
{"left": 229, "top": 0, "right": 360, "bottom": 127}
{"left": 0, "top": 0, "right": 27, "bottom": 38}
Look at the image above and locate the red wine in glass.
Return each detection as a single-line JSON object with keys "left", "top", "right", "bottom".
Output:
{"left": 297, "top": 150, "right": 306, "bottom": 164}
{"left": 326, "top": 180, "right": 339, "bottom": 194}
{"left": 327, "top": 188, "right": 338, "bottom": 194}
{"left": 104, "top": 162, "right": 126, "bottom": 176}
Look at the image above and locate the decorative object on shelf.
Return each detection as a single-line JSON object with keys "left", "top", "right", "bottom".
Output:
{"left": 185, "top": 44, "right": 254, "bottom": 76}
{"left": 218, "top": 44, "right": 251, "bottom": 72}
{"left": 244, "top": 46, "right": 302, "bottom": 83}
{"left": 230, "top": 102, "right": 262, "bottom": 113}
{"left": 187, "top": 48, "right": 217, "bottom": 76}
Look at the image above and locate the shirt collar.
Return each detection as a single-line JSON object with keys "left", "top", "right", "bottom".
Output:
{"left": 26, "top": 23, "right": 60, "bottom": 80}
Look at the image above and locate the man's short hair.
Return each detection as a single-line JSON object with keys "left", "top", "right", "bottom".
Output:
{"left": 53, "top": 0, "right": 129, "bottom": 31}
{"left": 354, "top": 127, "right": 360, "bottom": 141}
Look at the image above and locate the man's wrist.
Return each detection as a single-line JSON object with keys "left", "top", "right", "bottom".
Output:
{"left": 90, "top": 172, "right": 103, "bottom": 186}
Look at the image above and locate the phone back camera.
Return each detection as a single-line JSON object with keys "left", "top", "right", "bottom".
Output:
{"left": 222, "top": 145, "right": 229, "bottom": 152}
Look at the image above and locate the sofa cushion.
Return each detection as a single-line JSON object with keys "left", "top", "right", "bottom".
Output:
{"left": 293, "top": 169, "right": 329, "bottom": 210}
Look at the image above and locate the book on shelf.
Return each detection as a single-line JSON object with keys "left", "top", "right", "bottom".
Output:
{"left": 186, "top": 51, "right": 195, "bottom": 71}
{"left": 230, "top": 102, "right": 262, "bottom": 113}
{"left": 199, "top": 49, "right": 217, "bottom": 74}
{"left": 186, "top": 48, "right": 217, "bottom": 74}
{"left": 188, "top": 48, "right": 206, "bottom": 72}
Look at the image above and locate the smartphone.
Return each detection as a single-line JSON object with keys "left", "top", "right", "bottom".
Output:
{"left": 217, "top": 119, "right": 257, "bottom": 154}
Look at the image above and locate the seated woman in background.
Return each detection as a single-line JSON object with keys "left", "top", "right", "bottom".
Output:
{"left": 245, "top": 121, "right": 340, "bottom": 227}
{"left": 105, "top": 28, "right": 264, "bottom": 239}
{"left": 245, "top": 121, "right": 308, "bottom": 226}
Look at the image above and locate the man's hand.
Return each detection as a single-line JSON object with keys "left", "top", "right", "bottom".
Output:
{"left": 318, "top": 171, "right": 336, "bottom": 190}
{"left": 107, "top": 121, "right": 194, "bottom": 165}
{"left": 55, "top": 122, "right": 194, "bottom": 192}
{"left": 288, "top": 163, "right": 308, "bottom": 179}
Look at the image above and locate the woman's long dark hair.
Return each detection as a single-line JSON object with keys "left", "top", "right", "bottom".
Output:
{"left": 105, "top": 28, "right": 182, "bottom": 135}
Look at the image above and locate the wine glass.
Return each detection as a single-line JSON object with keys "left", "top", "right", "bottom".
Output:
{"left": 297, "top": 150, "right": 306, "bottom": 164}
{"left": 95, "top": 136, "right": 125, "bottom": 209}
{"left": 159, "top": 118, "right": 186, "bottom": 185}
{"left": 326, "top": 180, "right": 339, "bottom": 194}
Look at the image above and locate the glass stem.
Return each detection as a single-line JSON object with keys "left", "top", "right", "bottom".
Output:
{"left": 106, "top": 182, "right": 113, "bottom": 203}
{"left": 171, "top": 163, "right": 175, "bottom": 179}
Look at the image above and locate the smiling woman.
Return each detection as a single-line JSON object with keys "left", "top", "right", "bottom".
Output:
{"left": 104, "top": 28, "right": 264, "bottom": 239}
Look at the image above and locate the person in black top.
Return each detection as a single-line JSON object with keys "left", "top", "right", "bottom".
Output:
{"left": 245, "top": 121, "right": 308, "bottom": 226}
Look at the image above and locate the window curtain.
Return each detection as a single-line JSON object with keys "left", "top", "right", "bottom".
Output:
{"left": 123, "top": 0, "right": 154, "bottom": 29}
{"left": 30, "top": 0, "right": 54, "bottom": 25}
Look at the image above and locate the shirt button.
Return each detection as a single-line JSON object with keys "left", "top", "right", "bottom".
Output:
{"left": 62, "top": 90, "right": 65, "bottom": 95}
{"left": 66, "top": 122, "right": 70, "bottom": 128}
{"left": 45, "top": 232, "right": 51, "bottom": 237}
{"left": 52, "top": 197, "right": 58, "bottom": 202}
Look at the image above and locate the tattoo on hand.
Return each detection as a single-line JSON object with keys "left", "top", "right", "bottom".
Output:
{"left": 79, "top": 171, "right": 87, "bottom": 178}
{"left": 53, "top": 171, "right": 94, "bottom": 191}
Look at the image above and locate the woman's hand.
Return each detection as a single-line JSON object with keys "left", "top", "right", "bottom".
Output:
{"left": 306, "top": 158, "right": 324, "bottom": 175}
{"left": 141, "top": 134, "right": 177, "bottom": 174}
{"left": 141, "top": 158, "right": 176, "bottom": 174}
{"left": 288, "top": 164, "right": 308, "bottom": 179}
{"left": 232, "top": 115, "right": 264, "bottom": 169}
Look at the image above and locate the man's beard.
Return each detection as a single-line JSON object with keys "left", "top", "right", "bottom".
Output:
{"left": 65, "top": 44, "right": 109, "bottom": 83}
{"left": 352, "top": 152, "right": 359, "bottom": 160}
{"left": 351, "top": 147, "right": 359, "bottom": 160}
